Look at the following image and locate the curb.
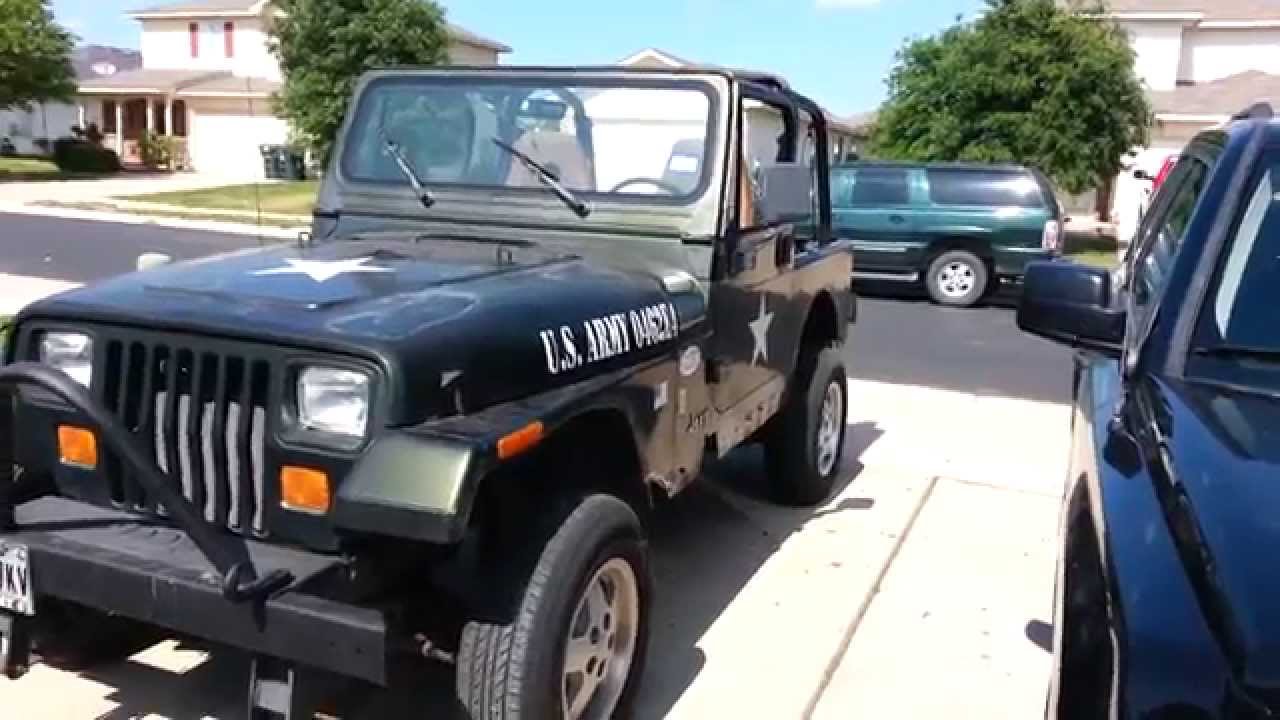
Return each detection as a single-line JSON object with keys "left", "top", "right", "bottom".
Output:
{"left": 0, "top": 202, "right": 303, "bottom": 240}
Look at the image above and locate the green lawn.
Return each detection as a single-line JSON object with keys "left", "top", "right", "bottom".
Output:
{"left": 1063, "top": 230, "right": 1119, "bottom": 268}
{"left": 0, "top": 156, "right": 62, "bottom": 181}
{"left": 125, "top": 181, "right": 319, "bottom": 216}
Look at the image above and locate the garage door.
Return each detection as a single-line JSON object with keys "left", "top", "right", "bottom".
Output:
{"left": 188, "top": 109, "right": 288, "bottom": 180}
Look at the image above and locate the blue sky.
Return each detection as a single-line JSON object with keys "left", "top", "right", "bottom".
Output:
{"left": 53, "top": 0, "right": 986, "bottom": 115}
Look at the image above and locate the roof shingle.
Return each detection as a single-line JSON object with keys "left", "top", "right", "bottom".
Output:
{"left": 1102, "top": 0, "right": 1280, "bottom": 21}
{"left": 1150, "top": 71, "right": 1280, "bottom": 116}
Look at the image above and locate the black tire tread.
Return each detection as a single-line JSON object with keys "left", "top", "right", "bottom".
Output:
{"left": 764, "top": 345, "right": 847, "bottom": 506}
{"left": 925, "top": 249, "right": 989, "bottom": 307}
{"left": 456, "top": 494, "right": 648, "bottom": 720}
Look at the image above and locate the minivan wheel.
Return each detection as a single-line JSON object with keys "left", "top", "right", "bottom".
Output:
{"left": 925, "top": 250, "right": 988, "bottom": 307}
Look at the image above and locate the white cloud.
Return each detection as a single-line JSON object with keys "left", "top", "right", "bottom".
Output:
{"left": 815, "top": 0, "right": 882, "bottom": 8}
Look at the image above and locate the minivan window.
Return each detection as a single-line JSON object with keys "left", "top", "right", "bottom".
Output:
{"left": 849, "top": 167, "right": 910, "bottom": 206}
{"left": 926, "top": 169, "right": 1044, "bottom": 208}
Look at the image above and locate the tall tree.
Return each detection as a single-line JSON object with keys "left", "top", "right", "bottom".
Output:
{"left": 269, "top": 0, "right": 451, "bottom": 161}
{"left": 0, "top": 0, "right": 76, "bottom": 110}
{"left": 869, "top": 0, "right": 1150, "bottom": 194}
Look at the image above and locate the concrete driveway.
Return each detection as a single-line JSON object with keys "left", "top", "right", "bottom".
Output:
{"left": 0, "top": 375, "right": 1068, "bottom": 719}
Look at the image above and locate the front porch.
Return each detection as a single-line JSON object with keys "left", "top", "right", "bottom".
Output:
{"left": 79, "top": 97, "right": 191, "bottom": 170}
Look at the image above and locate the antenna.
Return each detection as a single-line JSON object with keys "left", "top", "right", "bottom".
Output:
{"left": 247, "top": 76, "right": 265, "bottom": 247}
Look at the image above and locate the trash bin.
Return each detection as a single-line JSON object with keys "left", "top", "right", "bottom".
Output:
{"left": 260, "top": 145, "right": 283, "bottom": 179}
{"left": 286, "top": 151, "right": 307, "bottom": 181}
{"left": 260, "top": 145, "right": 306, "bottom": 181}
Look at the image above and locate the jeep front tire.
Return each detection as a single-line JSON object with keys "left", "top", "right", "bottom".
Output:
{"left": 764, "top": 346, "right": 848, "bottom": 506}
{"left": 457, "top": 494, "right": 651, "bottom": 720}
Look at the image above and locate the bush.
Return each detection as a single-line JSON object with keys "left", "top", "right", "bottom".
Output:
{"left": 52, "top": 137, "right": 120, "bottom": 173}
{"left": 32, "top": 137, "right": 50, "bottom": 155}
{"left": 138, "top": 130, "right": 175, "bottom": 170}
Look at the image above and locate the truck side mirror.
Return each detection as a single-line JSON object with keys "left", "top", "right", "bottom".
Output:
{"left": 1017, "top": 261, "right": 1125, "bottom": 356}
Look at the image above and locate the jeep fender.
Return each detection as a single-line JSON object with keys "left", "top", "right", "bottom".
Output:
{"left": 333, "top": 364, "right": 660, "bottom": 544}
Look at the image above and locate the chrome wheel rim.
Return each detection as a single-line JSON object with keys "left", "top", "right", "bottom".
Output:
{"left": 562, "top": 557, "right": 640, "bottom": 720}
{"left": 937, "top": 261, "right": 977, "bottom": 298}
{"left": 816, "top": 380, "right": 844, "bottom": 477}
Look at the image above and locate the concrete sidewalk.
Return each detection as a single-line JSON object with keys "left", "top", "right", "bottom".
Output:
{"left": 0, "top": 273, "right": 81, "bottom": 316}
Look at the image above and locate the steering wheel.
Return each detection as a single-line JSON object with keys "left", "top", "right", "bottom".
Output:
{"left": 609, "top": 177, "right": 684, "bottom": 195}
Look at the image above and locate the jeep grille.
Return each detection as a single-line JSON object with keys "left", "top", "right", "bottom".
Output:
{"left": 102, "top": 335, "right": 273, "bottom": 537}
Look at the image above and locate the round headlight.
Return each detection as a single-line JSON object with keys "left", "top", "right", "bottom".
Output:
{"left": 39, "top": 332, "right": 94, "bottom": 388}
{"left": 297, "top": 366, "right": 370, "bottom": 439}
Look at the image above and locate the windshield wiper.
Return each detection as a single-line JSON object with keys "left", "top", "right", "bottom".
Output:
{"left": 1192, "top": 344, "right": 1280, "bottom": 363}
{"left": 491, "top": 137, "right": 591, "bottom": 218}
{"left": 379, "top": 128, "right": 435, "bottom": 209}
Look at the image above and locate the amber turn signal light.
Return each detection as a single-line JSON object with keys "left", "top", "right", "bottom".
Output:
{"left": 280, "top": 466, "right": 330, "bottom": 514}
{"left": 57, "top": 425, "right": 98, "bottom": 469}
{"left": 497, "top": 421, "right": 544, "bottom": 460}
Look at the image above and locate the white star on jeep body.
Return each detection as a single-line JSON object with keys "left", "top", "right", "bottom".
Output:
{"left": 253, "top": 257, "right": 393, "bottom": 283}
{"left": 748, "top": 295, "right": 773, "bottom": 366}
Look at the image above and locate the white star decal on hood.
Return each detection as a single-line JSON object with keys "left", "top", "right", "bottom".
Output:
{"left": 253, "top": 257, "right": 393, "bottom": 283}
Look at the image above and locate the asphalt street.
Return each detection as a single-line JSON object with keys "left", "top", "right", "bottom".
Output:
{"left": 0, "top": 212, "right": 1073, "bottom": 403}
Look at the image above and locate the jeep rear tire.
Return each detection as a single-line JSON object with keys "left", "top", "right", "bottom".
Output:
{"left": 457, "top": 494, "right": 651, "bottom": 720}
{"left": 925, "top": 250, "right": 988, "bottom": 307}
{"left": 764, "top": 346, "right": 847, "bottom": 506}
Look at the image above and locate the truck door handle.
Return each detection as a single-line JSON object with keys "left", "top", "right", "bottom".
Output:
{"left": 889, "top": 215, "right": 906, "bottom": 224}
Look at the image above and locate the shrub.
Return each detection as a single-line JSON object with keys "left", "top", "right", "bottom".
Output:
{"left": 32, "top": 137, "right": 50, "bottom": 155}
{"left": 52, "top": 136, "right": 120, "bottom": 173}
{"left": 138, "top": 130, "right": 176, "bottom": 170}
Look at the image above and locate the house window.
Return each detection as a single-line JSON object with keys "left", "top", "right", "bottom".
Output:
{"left": 172, "top": 100, "right": 187, "bottom": 137}
{"left": 102, "top": 100, "right": 118, "bottom": 133}
{"left": 224, "top": 22, "right": 234, "bottom": 58}
{"left": 189, "top": 22, "right": 199, "bottom": 57}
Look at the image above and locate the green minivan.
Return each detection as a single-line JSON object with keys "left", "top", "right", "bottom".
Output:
{"left": 832, "top": 162, "right": 1063, "bottom": 306}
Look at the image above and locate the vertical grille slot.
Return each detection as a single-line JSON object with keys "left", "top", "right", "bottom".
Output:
{"left": 102, "top": 336, "right": 272, "bottom": 537}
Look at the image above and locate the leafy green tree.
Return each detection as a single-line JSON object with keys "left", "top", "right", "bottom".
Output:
{"left": 269, "top": 0, "right": 451, "bottom": 161}
{"left": 869, "top": 0, "right": 1150, "bottom": 194}
{"left": 0, "top": 0, "right": 76, "bottom": 110}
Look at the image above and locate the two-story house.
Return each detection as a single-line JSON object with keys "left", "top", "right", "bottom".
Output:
{"left": 75, "top": 0, "right": 509, "bottom": 178}
{"left": 1104, "top": 0, "right": 1280, "bottom": 238}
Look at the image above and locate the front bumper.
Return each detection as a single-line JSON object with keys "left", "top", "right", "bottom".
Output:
{"left": 1, "top": 495, "right": 389, "bottom": 683}
{"left": 0, "top": 363, "right": 390, "bottom": 684}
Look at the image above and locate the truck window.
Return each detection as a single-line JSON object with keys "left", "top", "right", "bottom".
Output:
{"left": 925, "top": 169, "right": 1045, "bottom": 208}
{"left": 1130, "top": 156, "right": 1210, "bottom": 307}
{"left": 849, "top": 167, "right": 909, "bottom": 206}
{"left": 1201, "top": 158, "right": 1280, "bottom": 354}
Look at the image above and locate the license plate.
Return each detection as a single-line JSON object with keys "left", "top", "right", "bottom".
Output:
{"left": 0, "top": 543, "right": 34, "bottom": 616}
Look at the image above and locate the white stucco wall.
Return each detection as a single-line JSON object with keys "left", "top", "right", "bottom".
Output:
{"left": 1, "top": 103, "right": 79, "bottom": 154}
{"left": 1121, "top": 20, "right": 1185, "bottom": 91}
{"left": 140, "top": 16, "right": 281, "bottom": 80}
{"left": 447, "top": 43, "right": 499, "bottom": 66}
{"left": 1183, "top": 28, "right": 1280, "bottom": 83}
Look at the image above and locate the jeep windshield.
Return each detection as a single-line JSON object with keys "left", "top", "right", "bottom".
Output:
{"left": 1189, "top": 156, "right": 1280, "bottom": 391}
{"left": 342, "top": 76, "right": 717, "bottom": 207}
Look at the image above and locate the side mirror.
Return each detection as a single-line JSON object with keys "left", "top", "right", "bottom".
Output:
{"left": 1017, "top": 261, "right": 1125, "bottom": 356}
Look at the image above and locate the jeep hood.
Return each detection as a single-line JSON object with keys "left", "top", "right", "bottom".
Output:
{"left": 22, "top": 237, "right": 700, "bottom": 424}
